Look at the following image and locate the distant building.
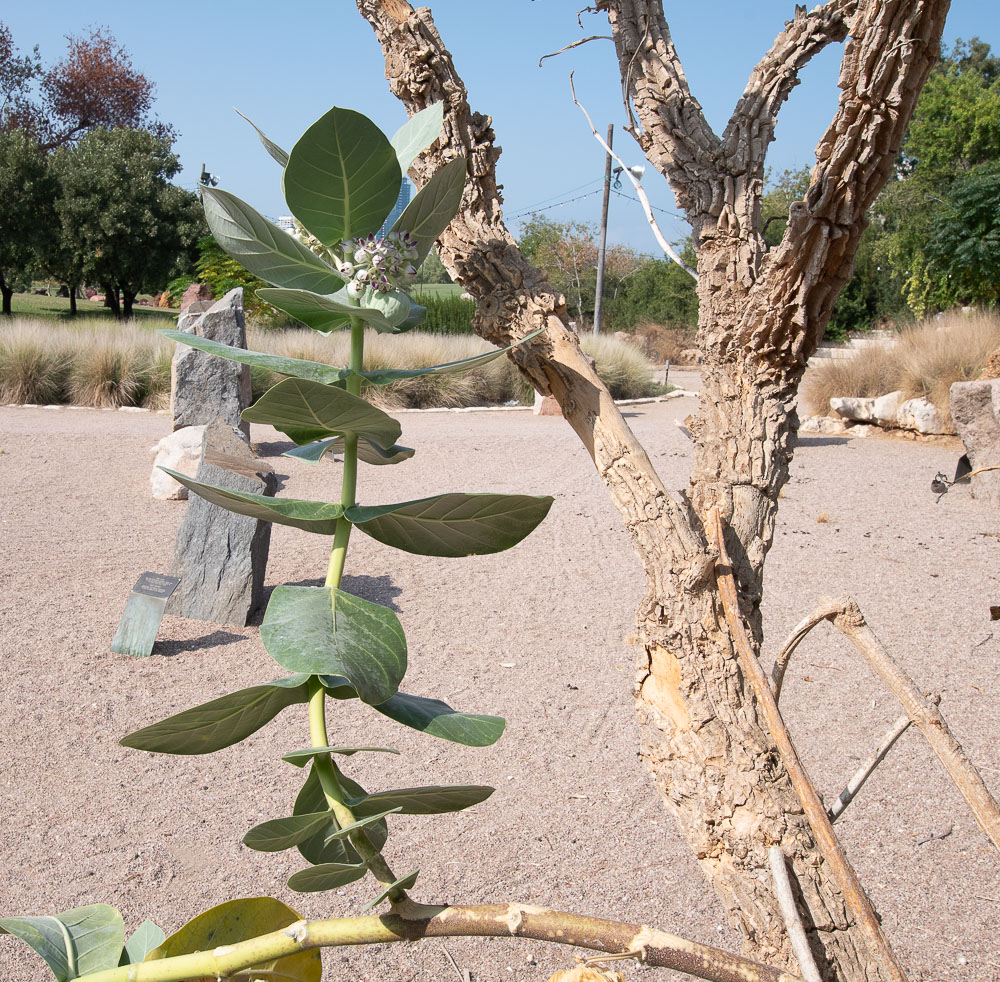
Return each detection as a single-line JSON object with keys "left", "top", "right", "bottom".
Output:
{"left": 379, "top": 179, "right": 412, "bottom": 237}
{"left": 275, "top": 215, "right": 296, "bottom": 233}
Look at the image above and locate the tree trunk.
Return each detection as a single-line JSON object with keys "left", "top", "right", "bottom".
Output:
{"left": 356, "top": 2, "right": 951, "bottom": 979}
{"left": 68, "top": 286, "right": 77, "bottom": 317}
{"left": 104, "top": 285, "right": 121, "bottom": 319}
{"left": 0, "top": 274, "right": 12, "bottom": 316}
{"left": 122, "top": 288, "right": 136, "bottom": 320}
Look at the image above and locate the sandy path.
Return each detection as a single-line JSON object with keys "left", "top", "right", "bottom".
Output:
{"left": 0, "top": 400, "right": 997, "bottom": 982}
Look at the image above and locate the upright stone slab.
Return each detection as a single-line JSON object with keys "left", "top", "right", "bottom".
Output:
{"left": 166, "top": 419, "right": 276, "bottom": 626}
{"left": 950, "top": 379, "right": 1000, "bottom": 508}
{"left": 171, "top": 288, "right": 252, "bottom": 436}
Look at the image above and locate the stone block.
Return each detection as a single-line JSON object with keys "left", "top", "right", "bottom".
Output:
{"left": 171, "top": 288, "right": 252, "bottom": 436}
{"left": 872, "top": 390, "right": 905, "bottom": 425}
{"left": 150, "top": 425, "right": 206, "bottom": 500}
{"left": 896, "top": 397, "right": 951, "bottom": 435}
{"left": 830, "top": 396, "right": 875, "bottom": 421}
{"left": 166, "top": 419, "right": 276, "bottom": 626}
{"left": 950, "top": 379, "right": 1000, "bottom": 508}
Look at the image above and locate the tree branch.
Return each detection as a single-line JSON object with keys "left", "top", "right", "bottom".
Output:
{"left": 76, "top": 903, "right": 805, "bottom": 982}
{"left": 601, "top": 0, "right": 721, "bottom": 218}
{"left": 721, "top": 0, "right": 859, "bottom": 178}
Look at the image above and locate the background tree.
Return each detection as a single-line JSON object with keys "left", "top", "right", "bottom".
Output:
{"left": 358, "top": 2, "right": 957, "bottom": 980}
{"left": 416, "top": 244, "right": 452, "bottom": 284}
{"left": 0, "top": 129, "right": 56, "bottom": 315}
{"left": 52, "top": 128, "right": 201, "bottom": 318}
{"left": 0, "top": 23, "right": 170, "bottom": 151}
{"left": 603, "top": 250, "right": 698, "bottom": 332}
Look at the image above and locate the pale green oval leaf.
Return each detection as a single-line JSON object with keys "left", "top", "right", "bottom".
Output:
{"left": 120, "top": 677, "right": 311, "bottom": 755}
{"left": 160, "top": 469, "right": 345, "bottom": 534}
{"left": 283, "top": 106, "right": 401, "bottom": 244}
{"left": 294, "top": 767, "right": 387, "bottom": 865}
{"left": 146, "top": 897, "right": 320, "bottom": 982}
{"left": 357, "top": 328, "right": 546, "bottom": 385}
{"left": 242, "top": 377, "right": 402, "bottom": 450}
{"left": 0, "top": 905, "right": 124, "bottom": 982}
{"left": 391, "top": 156, "right": 467, "bottom": 265}
{"left": 349, "top": 785, "right": 494, "bottom": 816}
{"left": 235, "top": 108, "right": 289, "bottom": 167}
{"left": 256, "top": 288, "right": 397, "bottom": 334}
{"left": 159, "top": 330, "right": 346, "bottom": 385}
{"left": 281, "top": 746, "right": 400, "bottom": 767}
{"left": 374, "top": 691, "right": 506, "bottom": 746}
{"left": 286, "top": 863, "right": 367, "bottom": 894}
{"left": 347, "top": 492, "right": 554, "bottom": 557}
{"left": 361, "top": 870, "right": 420, "bottom": 912}
{"left": 119, "top": 921, "right": 165, "bottom": 966}
{"left": 283, "top": 436, "right": 415, "bottom": 467}
{"left": 202, "top": 186, "right": 344, "bottom": 293}
{"left": 390, "top": 103, "right": 444, "bottom": 174}
{"left": 243, "top": 811, "right": 334, "bottom": 853}
{"left": 261, "top": 586, "right": 406, "bottom": 706}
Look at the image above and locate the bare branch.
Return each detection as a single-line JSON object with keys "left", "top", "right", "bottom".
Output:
{"left": 569, "top": 72, "right": 697, "bottom": 279}
{"left": 601, "top": 1, "right": 721, "bottom": 218}
{"left": 829, "top": 714, "right": 913, "bottom": 823}
{"left": 538, "top": 36, "right": 612, "bottom": 68}
{"left": 768, "top": 847, "right": 822, "bottom": 982}
{"left": 721, "top": 0, "right": 859, "bottom": 176}
{"left": 771, "top": 597, "right": 846, "bottom": 701}
{"left": 709, "top": 509, "right": 909, "bottom": 982}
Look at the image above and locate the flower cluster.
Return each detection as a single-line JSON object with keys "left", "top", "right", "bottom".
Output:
{"left": 340, "top": 232, "right": 419, "bottom": 298}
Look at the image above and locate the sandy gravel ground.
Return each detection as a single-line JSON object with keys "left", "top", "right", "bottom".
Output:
{"left": 1, "top": 397, "right": 998, "bottom": 982}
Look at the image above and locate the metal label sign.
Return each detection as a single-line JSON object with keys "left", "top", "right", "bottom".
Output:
{"left": 111, "top": 572, "right": 181, "bottom": 657}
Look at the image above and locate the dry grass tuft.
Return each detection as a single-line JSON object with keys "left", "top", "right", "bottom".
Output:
{"left": 800, "top": 309, "right": 1000, "bottom": 420}
{"left": 630, "top": 319, "right": 697, "bottom": 363}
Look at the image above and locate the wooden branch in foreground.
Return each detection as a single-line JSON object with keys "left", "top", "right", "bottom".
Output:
{"left": 768, "top": 847, "right": 821, "bottom": 982}
{"left": 769, "top": 594, "right": 1000, "bottom": 853}
{"left": 75, "top": 903, "right": 805, "bottom": 982}
{"left": 829, "top": 714, "right": 913, "bottom": 823}
{"left": 708, "top": 509, "right": 909, "bottom": 982}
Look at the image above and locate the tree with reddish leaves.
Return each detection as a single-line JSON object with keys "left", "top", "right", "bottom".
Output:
{"left": 0, "top": 22, "right": 172, "bottom": 151}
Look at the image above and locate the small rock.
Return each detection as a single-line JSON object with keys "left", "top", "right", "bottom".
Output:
{"left": 150, "top": 426, "right": 206, "bottom": 500}
{"left": 800, "top": 415, "right": 849, "bottom": 434}
{"left": 830, "top": 396, "right": 875, "bottom": 421}
{"left": 896, "top": 397, "right": 951, "bottom": 435}
{"left": 872, "top": 390, "right": 905, "bottom": 425}
{"left": 179, "top": 282, "right": 215, "bottom": 310}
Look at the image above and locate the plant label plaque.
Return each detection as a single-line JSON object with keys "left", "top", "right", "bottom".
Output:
{"left": 111, "top": 572, "right": 181, "bottom": 657}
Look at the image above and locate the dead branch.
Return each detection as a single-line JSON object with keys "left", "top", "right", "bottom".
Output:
{"left": 829, "top": 714, "right": 913, "bottom": 823}
{"left": 538, "top": 36, "right": 613, "bottom": 67}
{"left": 768, "top": 847, "right": 822, "bottom": 982}
{"left": 568, "top": 72, "right": 697, "bottom": 278}
{"left": 709, "top": 509, "right": 908, "bottom": 982}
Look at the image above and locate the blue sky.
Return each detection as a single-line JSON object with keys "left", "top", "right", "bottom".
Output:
{"left": 5, "top": 2, "right": 998, "bottom": 252}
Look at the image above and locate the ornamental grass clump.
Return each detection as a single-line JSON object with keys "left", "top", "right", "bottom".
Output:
{"left": 0, "top": 103, "right": 554, "bottom": 981}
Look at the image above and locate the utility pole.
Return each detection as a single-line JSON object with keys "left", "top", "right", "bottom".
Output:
{"left": 593, "top": 123, "right": 614, "bottom": 335}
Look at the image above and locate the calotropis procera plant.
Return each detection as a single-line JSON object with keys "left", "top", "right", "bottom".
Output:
{"left": 0, "top": 103, "right": 552, "bottom": 981}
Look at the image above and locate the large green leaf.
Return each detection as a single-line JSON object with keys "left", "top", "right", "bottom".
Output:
{"left": 347, "top": 492, "right": 554, "bottom": 557}
{"left": 390, "top": 156, "right": 467, "bottom": 265}
{"left": 294, "top": 767, "right": 387, "bottom": 865}
{"left": 260, "top": 586, "right": 406, "bottom": 706}
{"left": 283, "top": 106, "right": 402, "bottom": 244}
{"left": 160, "top": 469, "right": 345, "bottom": 534}
{"left": 374, "top": 691, "right": 506, "bottom": 746}
{"left": 361, "top": 870, "right": 419, "bottom": 912}
{"left": 256, "top": 288, "right": 397, "bottom": 334}
{"left": 120, "top": 677, "right": 310, "bottom": 755}
{"left": 283, "top": 436, "right": 415, "bottom": 467}
{"left": 242, "top": 377, "right": 402, "bottom": 450}
{"left": 390, "top": 103, "right": 444, "bottom": 174}
{"left": 243, "top": 811, "right": 335, "bottom": 853}
{"left": 357, "top": 328, "right": 546, "bottom": 384}
{"left": 235, "top": 108, "right": 289, "bottom": 167}
{"left": 287, "top": 863, "right": 367, "bottom": 894}
{"left": 0, "top": 905, "right": 124, "bottom": 982}
{"left": 349, "top": 784, "right": 494, "bottom": 816}
{"left": 281, "top": 745, "right": 400, "bottom": 767}
{"left": 159, "top": 330, "right": 344, "bottom": 385}
{"left": 119, "top": 921, "right": 165, "bottom": 966}
{"left": 202, "top": 186, "right": 344, "bottom": 293}
{"left": 146, "top": 898, "right": 320, "bottom": 982}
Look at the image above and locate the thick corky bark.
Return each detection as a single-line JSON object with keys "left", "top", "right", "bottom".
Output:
{"left": 356, "top": 3, "right": 951, "bottom": 980}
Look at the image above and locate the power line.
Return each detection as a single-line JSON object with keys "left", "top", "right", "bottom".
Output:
{"left": 507, "top": 187, "right": 604, "bottom": 220}
{"left": 610, "top": 187, "right": 686, "bottom": 221}
{"left": 506, "top": 178, "right": 604, "bottom": 218}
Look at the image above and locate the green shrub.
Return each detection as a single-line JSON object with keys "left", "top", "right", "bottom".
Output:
{"left": 419, "top": 294, "right": 476, "bottom": 334}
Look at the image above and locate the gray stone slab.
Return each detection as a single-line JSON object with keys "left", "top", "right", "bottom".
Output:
{"left": 166, "top": 419, "right": 276, "bottom": 626}
{"left": 950, "top": 378, "right": 1000, "bottom": 508}
{"left": 171, "top": 288, "right": 253, "bottom": 436}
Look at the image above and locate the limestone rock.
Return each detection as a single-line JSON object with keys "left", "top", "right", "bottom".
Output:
{"left": 533, "top": 390, "right": 562, "bottom": 416}
{"left": 171, "top": 288, "right": 252, "bottom": 436}
{"left": 799, "top": 415, "right": 850, "bottom": 434}
{"left": 150, "top": 425, "right": 206, "bottom": 500}
{"left": 873, "top": 390, "right": 905, "bottom": 425}
{"left": 166, "top": 419, "right": 276, "bottom": 626}
{"left": 180, "top": 282, "right": 215, "bottom": 310}
{"left": 830, "top": 396, "right": 875, "bottom": 421}
{"left": 980, "top": 346, "right": 1000, "bottom": 381}
{"left": 950, "top": 379, "right": 1000, "bottom": 507}
{"left": 896, "top": 397, "right": 951, "bottom": 435}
